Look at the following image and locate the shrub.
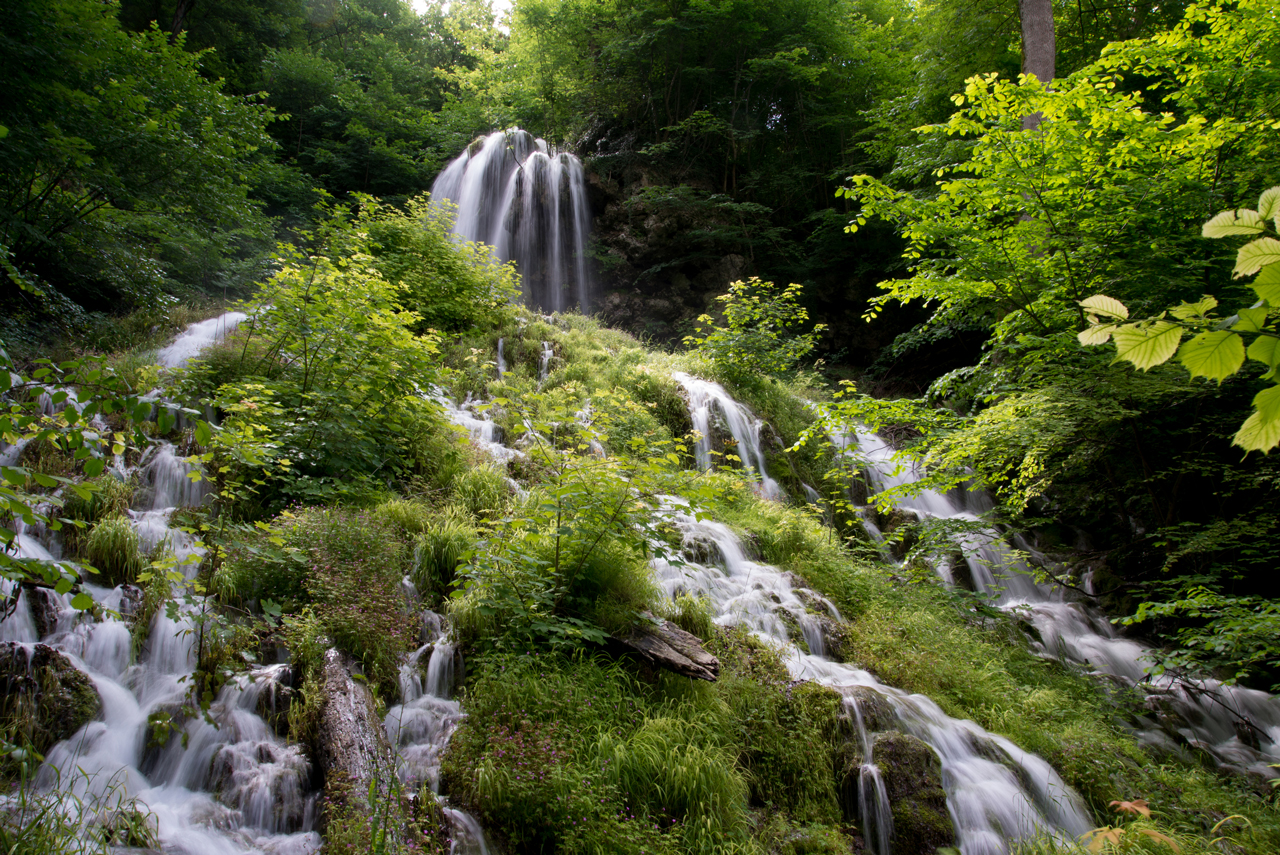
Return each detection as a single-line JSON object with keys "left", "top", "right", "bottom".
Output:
{"left": 451, "top": 465, "right": 509, "bottom": 519}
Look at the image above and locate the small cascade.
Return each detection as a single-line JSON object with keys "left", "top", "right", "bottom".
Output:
{"left": 431, "top": 129, "right": 593, "bottom": 313}
{"left": 539, "top": 340, "right": 554, "bottom": 382}
{"left": 156, "top": 311, "right": 248, "bottom": 369}
{"left": 651, "top": 506, "right": 1092, "bottom": 854}
{"left": 496, "top": 338, "right": 506, "bottom": 378}
{"left": 384, "top": 613, "right": 491, "bottom": 853}
{"left": 848, "top": 428, "right": 1280, "bottom": 779}
{"left": 672, "top": 371, "right": 783, "bottom": 500}
{"left": 432, "top": 389, "right": 524, "bottom": 464}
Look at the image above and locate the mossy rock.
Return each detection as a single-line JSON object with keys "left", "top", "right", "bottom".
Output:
{"left": 872, "top": 731, "right": 955, "bottom": 855}
{"left": 792, "top": 681, "right": 844, "bottom": 743}
{"left": 879, "top": 509, "right": 921, "bottom": 561}
{"left": 841, "top": 686, "right": 900, "bottom": 735}
{"left": 0, "top": 642, "right": 101, "bottom": 758}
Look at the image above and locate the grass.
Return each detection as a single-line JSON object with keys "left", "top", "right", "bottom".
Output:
{"left": 83, "top": 515, "right": 146, "bottom": 586}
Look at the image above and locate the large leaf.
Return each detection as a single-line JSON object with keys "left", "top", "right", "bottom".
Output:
{"left": 1234, "top": 237, "right": 1280, "bottom": 278}
{"left": 1258, "top": 186, "right": 1280, "bottom": 223}
{"left": 1233, "top": 385, "right": 1280, "bottom": 453}
{"left": 1232, "top": 307, "right": 1269, "bottom": 333}
{"left": 1112, "top": 321, "right": 1182, "bottom": 370}
{"left": 1178, "top": 331, "right": 1245, "bottom": 382}
{"left": 1077, "top": 324, "right": 1116, "bottom": 346}
{"left": 1079, "top": 294, "right": 1129, "bottom": 321}
{"left": 1169, "top": 296, "right": 1218, "bottom": 320}
{"left": 1247, "top": 334, "right": 1280, "bottom": 377}
{"left": 1202, "top": 208, "right": 1266, "bottom": 238}
{"left": 1252, "top": 263, "right": 1280, "bottom": 305}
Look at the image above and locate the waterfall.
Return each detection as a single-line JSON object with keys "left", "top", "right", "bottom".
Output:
{"left": 650, "top": 504, "right": 1093, "bottom": 854}
{"left": 846, "top": 427, "right": 1280, "bottom": 779}
{"left": 431, "top": 129, "right": 593, "bottom": 313}
{"left": 156, "top": 311, "right": 247, "bottom": 369}
{"left": 672, "top": 371, "right": 784, "bottom": 500}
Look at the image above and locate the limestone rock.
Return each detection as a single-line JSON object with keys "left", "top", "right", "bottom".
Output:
{"left": 0, "top": 642, "right": 101, "bottom": 755}
{"left": 610, "top": 614, "right": 720, "bottom": 681}
{"left": 874, "top": 731, "right": 955, "bottom": 855}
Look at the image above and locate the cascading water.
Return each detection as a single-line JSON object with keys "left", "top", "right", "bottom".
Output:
{"left": 1, "top": 311, "right": 324, "bottom": 854}
{"left": 650, "top": 503, "right": 1093, "bottom": 855}
{"left": 846, "top": 428, "right": 1280, "bottom": 780}
{"left": 672, "top": 371, "right": 783, "bottom": 500}
{"left": 431, "top": 129, "right": 593, "bottom": 313}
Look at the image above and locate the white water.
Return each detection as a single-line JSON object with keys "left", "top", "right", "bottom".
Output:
{"left": 672, "top": 371, "right": 783, "bottom": 500}
{"left": 383, "top": 608, "right": 491, "bottom": 854}
{"left": 0, "top": 310, "right": 322, "bottom": 854}
{"left": 157, "top": 312, "right": 248, "bottom": 369}
{"left": 496, "top": 338, "right": 506, "bottom": 378}
{"left": 847, "top": 428, "right": 1280, "bottom": 779}
{"left": 434, "top": 389, "right": 524, "bottom": 465}
{"left": 539, "top": 340, "right": 553, "bottom": 382}
{"left": 651, "top": 504, "right": 1092, "bottom": 855}
{"left": 431, "top": 129, "right": 593, "bottom": 313}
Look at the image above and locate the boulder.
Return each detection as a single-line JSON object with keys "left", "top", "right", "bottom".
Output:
{"left": 610, "top": 614, "right": 720, "bottom": 681}
{"left": 873, "top": 731, "right": 955, "bottom": 855}
{"left": 0, "top": 642, "right": 101, "bottom": 755}
{"left": 23, "top": 585, "right": 62, "bottom": 639}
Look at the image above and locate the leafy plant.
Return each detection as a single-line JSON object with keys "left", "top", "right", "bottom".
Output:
{"left": 1077, "top": 186, "right": 1280, "bottom": 452}
{"left": 685, "top": 278, "right": 826, "bottom": 381}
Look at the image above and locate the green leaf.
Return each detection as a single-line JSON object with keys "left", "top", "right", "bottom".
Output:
{"left": 1247, "top": 335, "right": 1280, "bottom": 376}
{"left": 1234, "top": 237, "right": 1280, "bottom": 278}
{"left": 1178, "top": 331, "right": 1245, "bottom": 382}
{"left": 1252, "top": 264, "right": 1280, "bottom": 305}
{"left": 83, "top": 458, "right": 105, "bottom": 477}
{"left": 55, "top": 578, "right": 73, "bottom": 595}
{"left": 195, "top": 420, "right": 212, "bottom": 446}
{"left": 70, "top": 592, "right": 94, "bottom": 611}
{"left": 1233, "top": 307, "right": 1269, "bottom": 333}
{"left": 1202, "top": 208, "right": 1266, "bottom": 238}
{"left": 32, "top": 473, "right": 57, "bottom": 488}
{"left": 1169, "top": 296, "right": 1218, "bottom": 320}
{"left": 1257, "top": 187, "right": 1280, "bottom": 222}
{"left": 1080, "top": 295, "right": 1129, "bottom": 321}
{"left": 1112, "top": 322, "right": 1182, "bottom": 370}
{"left": 1077, "top": 324, "right": 1117, "bottom": 346}
{"left": 1233, "top": 385, "right": 1280, "bottom": 453}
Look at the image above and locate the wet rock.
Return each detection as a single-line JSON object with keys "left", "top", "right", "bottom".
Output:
{"left": 118, "top": 584, "right": 146, "bottom": 622}
{"left": 256, "top": 666, "right": 295, "bottom": 738}
{"left": 609, "top": 613, "right": 720, "bottom": 681}
{"left": 841, "top": 686, "right": 900, "bottom": 734}
{"left": 317, "top": 648, "right": 398, "bottom": 810}
{"left": 0, "top": 642, "right": 101, "bottom": 755}
{"left": 943, "top": 550, "right": 975, "bottom": 592}
{"left": 880, "top": 508, "right": 921, "bottom": 561}
{"left": 23, "top": 585, "right": 62, "bottom": 638}
{"left": 872, "top": 731, "right": 955, "bottom": 855}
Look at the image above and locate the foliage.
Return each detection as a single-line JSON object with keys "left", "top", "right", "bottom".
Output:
{"left": 0, "top": 0, "right": 275, "bottom": 320}
{"left": 685, "top": 278, "right": 826, "bottom": 381}
{"left": 1078, "top": 186, "right": 1280, "bottom": 452}
{"left": 83, "top": 515, "right": 146, "bottom": 586}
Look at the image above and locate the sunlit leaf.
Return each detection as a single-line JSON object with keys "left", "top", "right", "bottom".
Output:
{"left": 1257, "top": 186, "right": 1280, "bottom": 222}
{"left": 1233, "top": 386, "right": 1280, "bottom": 453}
{"left": 1112, "top": 322, "right": 1182, "bottom": 370}
{"left": 1202, "top": 208, "right": 1266, "bottom": 238}
{"left": 1252, "top": 264, "right": 1280, "bottom": 305}
{"left": 1168, "top": 296, "right": 1218, "bottom": 320}
{"left": 1079, "top": 295, "right": 1129, "bottom": 320}
{"left": 70, "top": 592, "right": 94, "bottom": 611}
{"left": 1178, "top": 331, "right": 1245, "bottom": 382}
{"left": 1234, "top": 237, "right": 1280, "bottom": 278}
{"left": 1077, "top": 324, "right": 1116, "bottom": 346}
{"left": 1247, "top": 335, "right": 1280, "bottom": 376}
{"left": 1233, "top": 307, "right": 1269, "bottom": 333}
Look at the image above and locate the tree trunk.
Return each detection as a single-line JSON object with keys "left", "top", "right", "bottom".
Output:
{"left": 1019, "top": 0, "right": 1056, "bottom": 129}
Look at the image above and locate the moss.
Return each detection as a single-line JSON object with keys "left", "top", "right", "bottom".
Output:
{"left": 0, "top": 643, "right": 101, "bottom": 768}
{"left": 870, "top": 731, "right": 954, "bottom": 855}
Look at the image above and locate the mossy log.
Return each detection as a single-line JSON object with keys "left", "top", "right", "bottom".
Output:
{"left": 609, "top": 613, "right": 720, "bottom": 681}
{"left": 317, "top": 648, "right": 398, "bottom": 808}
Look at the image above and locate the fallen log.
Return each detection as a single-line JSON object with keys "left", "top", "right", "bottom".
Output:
{"left": 610, "top": 614, "right": 720, "bottom": 681}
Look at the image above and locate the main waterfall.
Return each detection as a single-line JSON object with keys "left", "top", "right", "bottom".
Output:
{"left": 431, "top": 128, "right": 593, "bottom": 313}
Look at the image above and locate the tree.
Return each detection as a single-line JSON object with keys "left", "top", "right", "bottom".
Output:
{"left": 0, "top": 0, "right": 275, "bottom": 320}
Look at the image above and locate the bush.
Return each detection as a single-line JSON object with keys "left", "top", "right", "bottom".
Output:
{"left": 411, "top": 512, "right": 476, "bottom": 604}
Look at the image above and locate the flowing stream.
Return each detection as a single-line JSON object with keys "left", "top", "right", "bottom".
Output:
{"left": 846, "top": 428, "right": 1280, "bottom": 780}
{"left": 431, "top": 129, "right": 593, "bottom": 313}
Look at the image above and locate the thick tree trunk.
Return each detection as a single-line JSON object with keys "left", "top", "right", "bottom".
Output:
{"left": 1019, "top": 0, "right": 1056, "bottom": 129}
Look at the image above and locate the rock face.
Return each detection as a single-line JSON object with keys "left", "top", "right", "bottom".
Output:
{"left": 0, "top": 642, "right": 101, "bottom": 754}
{"left": 610, "top": 614, "right": 720, "bottom": 681}
{"left": 872, "top": 732, "right": 955, "bottom": 855}
{"left": 316, "top": 648, "right": 397, "bottom": 806}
